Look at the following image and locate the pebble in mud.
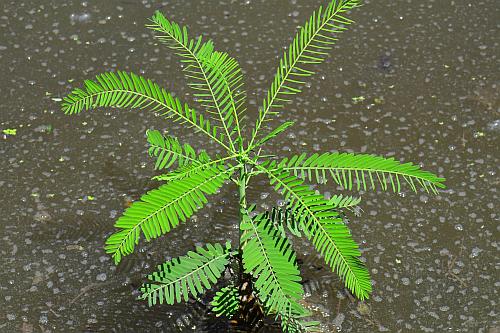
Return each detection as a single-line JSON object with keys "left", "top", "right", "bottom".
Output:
{"left": 486, "top": 119, "right": 500, "bottom": 133}
{"left": 96, "top": 273, "right": 107, "bottom": 282}
{"left": 332, "top": 313, "right": 345, "bottom": 330}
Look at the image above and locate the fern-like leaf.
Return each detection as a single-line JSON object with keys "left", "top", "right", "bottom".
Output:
{"left": 281, "top": 316, "right": 321, "bottom": 333}
{"left": 147, "top": 131, "right": 237, "bottom": 182}
{"left": 152, "top": 160, "right": 233, "bottom": 182}
{"left": 146, "top": 129, "right": 210, "bottom": 170}
{"left": 61, "top": 71, "right": 230, "bottom": 152}
{"left": 105, "top": 165, "right": 234, "bottom": 264}
{"left": 250, "top": 0, "right": 361, "bottom": 147}
{"left": 268, "top": 194, "right": 361, "bottom": 238}
{"left": 252, "top": 121, "right": 294, "bottom": 149}
{"left": 140, "top": 242, "right": 234, "bottom": 306}
{"left": 274, "top": 152, "right": 446, "bottom": 194}
{"left": 252, "top": 162, "right": 372, "bottom": 300}
{"left": 194, "top": 51, "right": 247, "bottom": 148}
{"left": 240, "top": 208, "right": 306, "bottom": 318}
{"left": 328, "top": 193, "right": 362, "bottom": 209}
{"left": 148, "top": 12, "right": 246, "bottom": 151}
{"left": 210, "top": 285, "right": 240, "bottom": 318}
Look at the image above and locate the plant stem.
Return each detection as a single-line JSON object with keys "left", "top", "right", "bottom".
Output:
{"left": 235, "top": 163, "right": 250, "bottom": 321}
{"left": 238, "top": 167, "right": 248, "bottom": 210}
{"left": 237, "top": 163, "right": 248, "bottom": 278}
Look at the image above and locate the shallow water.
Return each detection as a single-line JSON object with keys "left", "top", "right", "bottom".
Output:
{"left": 0, "top": 0, "right": 498, "bottom": 332}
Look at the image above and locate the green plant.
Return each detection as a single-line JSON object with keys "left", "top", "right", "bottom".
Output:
{"left": 61, "top": 0, "right": 445, "bottom": 331}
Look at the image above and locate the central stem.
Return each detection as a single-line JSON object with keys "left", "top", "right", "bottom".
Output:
{"left": 236, "top": 163, "right": 249, "bottom": 316}
{"left": 237, "top": 163, "right": 248, "bottom": 276}
{"left": 238, "top": 165, "right": 248, "bottom": 211}
{"left": 235, "top": 161, "right": 265, "bottom": 327}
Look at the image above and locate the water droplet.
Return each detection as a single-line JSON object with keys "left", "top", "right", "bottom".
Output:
{"left": 70, "top": 13, "right": 91, "bottom": 24}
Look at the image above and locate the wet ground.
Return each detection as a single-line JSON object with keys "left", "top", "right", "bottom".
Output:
{"left": 1, "top": 0, "right": 498, "bottom": 332}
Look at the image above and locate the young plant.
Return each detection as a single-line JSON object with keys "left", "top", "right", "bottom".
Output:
{"left": 61, "top": 0, "right": 445, "bottom": 331}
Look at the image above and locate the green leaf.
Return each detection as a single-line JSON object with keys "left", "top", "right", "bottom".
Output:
{"left": 146, "top": 129, "right": 210, "bottom": 170}
{"left": 147, "top": 131, "right": 238, "bottom": 182}
{"left": 195, "top": 51, "right": 247, "bottom": 148}
{"left": 252, "top": 121, "right": 294, "bottom": 149}
{"left": 240, "top": 208, "right": 306, "bottom": 317}
{"left": 328, "top": 194, "right": 362, "bottom": 209}
{"left": 105, "top": 165, "right": 234, "bottom": 264}
{"left": 140, "top": 242, "right": 233, "bottom": 306}
{"left": 2, "top": 128, "right": 17, "bottom": 135}
{"left": 252, "top": 162, "right": 372, "bottom": 300}
{"left": 61, "top": 71, "right": 231, "bottom": 152}
{"left": 250, "top": 0, "right": 361, "bottom": 148}
{"left": 148, "top": 12, "right": 246, "bottom": 151}
{"left": 274, "top": 152, "right": 446, "bottom": 194}
{"left": 152, "top": 159, "right": 232, "bottom": 183}
{"left": 210, "top": 285, "right": 240, "bottom": 318}
{"left": 281, "top": 315, "right": 321, "bottom": 333}
{"left": 267, "top": 194, "right": 361, "bottom": 238}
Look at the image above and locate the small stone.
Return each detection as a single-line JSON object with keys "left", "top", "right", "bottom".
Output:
{"left": 96, "top": 273, "right": 107, "bottom": 281}
{"left": 332, "top": 313, "right": 345, "bottom": 329}
{"left": 357, "top": 302, "right": 371, "bottom": 315}
{"left": 470, "top": 247, "right": 482, "bottom": 258}
{"left": 39, "top": 314, "right": 48, "bottom": 324}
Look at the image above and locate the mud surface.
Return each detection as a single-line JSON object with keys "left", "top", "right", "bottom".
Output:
{"left": 0, "top": 0, "right": 498, "bottom": 332}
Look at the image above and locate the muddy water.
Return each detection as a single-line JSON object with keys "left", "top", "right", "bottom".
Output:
{"left": 0, "top": 0, "right": 498, "bottom": 332}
